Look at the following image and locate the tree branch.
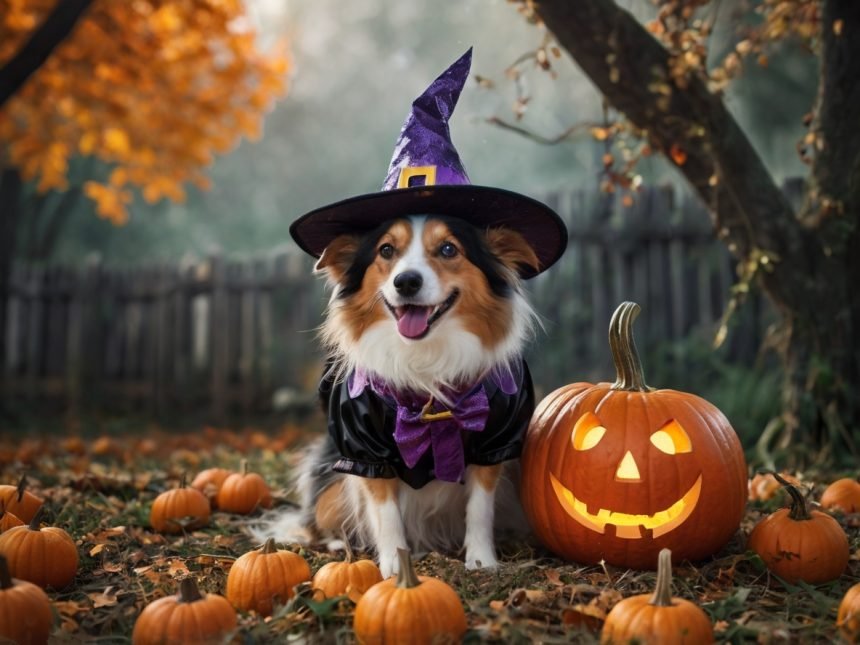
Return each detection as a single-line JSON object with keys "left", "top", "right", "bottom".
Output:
{"left": 485, "top": 116, "right": 602, "bottom": 145}
{"left": 531, "top": 0, "right": 804, "bottom": 277}
{"left": 0, "top": 0, "right": 95, "bottom": 108}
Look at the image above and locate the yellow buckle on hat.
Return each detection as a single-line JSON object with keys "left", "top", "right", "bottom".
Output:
{"left": 397, "top": 165, "right": 437, "bottom": 189}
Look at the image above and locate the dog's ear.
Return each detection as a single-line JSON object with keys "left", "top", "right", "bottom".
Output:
{"left": 315, "top": 234, "right": 360, "bottom": 283}
{"left": 485, "top": 227, "right": 540, "bottom": 275}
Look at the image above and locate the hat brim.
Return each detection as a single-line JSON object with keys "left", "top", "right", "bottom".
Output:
{"left": 289, "top": 184, "right": 567, "bottom": 279}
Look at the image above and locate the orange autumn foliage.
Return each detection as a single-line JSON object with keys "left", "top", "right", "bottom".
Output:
{"left": 0, "top": 0, "right": 288, "bottom": 224}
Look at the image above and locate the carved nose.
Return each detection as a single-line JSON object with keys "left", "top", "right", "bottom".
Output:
{"left": 393, "top": 270, "right": 423, "bottom": 297}
{"left": 615, "top": 451, "right": 641, "bottom": 482}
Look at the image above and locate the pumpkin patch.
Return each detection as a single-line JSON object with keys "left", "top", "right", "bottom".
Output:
{"left": 0, "top": 421, "right": 854, "bottom": 641}
{"left": 521, "top": 302, "right": 748, "bottom": 569}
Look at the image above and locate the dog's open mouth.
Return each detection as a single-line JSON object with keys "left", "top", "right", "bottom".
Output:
{"left": 388, "top": 290, "right": 459, "bottom": 339}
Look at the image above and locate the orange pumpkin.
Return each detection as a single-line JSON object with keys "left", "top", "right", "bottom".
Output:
{"left": 216, "top": 460, "right": 272, "bottom": 514}
{"left": 191, "top": 467, "right": 233, "bottom": 508}
{"left": 747, "top": 473, "right": 849, "bottom": 584}
{"left": 0, "top": 501, "right": 24, "bottom": 533}
{"left": 353, "top": 548, "right": 466, "bottom": 645}
{"left": 820, "top": 478, "right": 860, "bottom": 514}
{"left": 0, "top": 508, "right": 79, "bottom": 589}
{"left": 312, "top": 542, "right": 383, "bottom": 600}
{"left": 838, "top": 582, "right": 860, "bottom": 642}
{"left": 226, "top": 538, "right": 310, "bottom": 616}
{"left": 132, "top": 577, "right": 237, "bottom": 645}
{"left": 149, "top": 476, "right": 211, "bottom": 534}
{"left": 601, "top": 548, "right": 714, "bottom": 644}
{"left": 0, "top": 554, "right": 53, "bottom": 644}
{"left": 521, "top": 302, "right": 747, "bottom": 569}
{"left": 0, "top": 476, "right": 44, "bottom": 523}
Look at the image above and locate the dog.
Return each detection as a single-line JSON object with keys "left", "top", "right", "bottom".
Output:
{"left": 261, "top": 214, "right": 540, "bottom": 577}
{"left": 261, "top": 48, "right": 567, "bottom": 577}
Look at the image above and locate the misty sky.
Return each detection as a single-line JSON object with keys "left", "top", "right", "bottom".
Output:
{"left": 56, "top": 0, "right": 815, "bottom": 262}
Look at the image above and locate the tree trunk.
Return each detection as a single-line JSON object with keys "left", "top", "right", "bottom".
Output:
{"left": 532, "top": 0, "right": 860, "bottom": 463}
{"left": 0, "top": 168, "right": 22, "bottom": 384}
{"left": 775, "top": 0, "right": 860, "bottom": 462}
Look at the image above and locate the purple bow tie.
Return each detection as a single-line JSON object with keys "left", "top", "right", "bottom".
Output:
{"left": 348, "top": 365, "right": 520, "bottom": 483}
{"left": 392, "top": 387, "right": 490, "bottom": 483}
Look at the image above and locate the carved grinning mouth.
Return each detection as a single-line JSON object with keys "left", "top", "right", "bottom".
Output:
{"left": 385, "top": 289, "right": 460, "bottom": 340}
{"left": 549, "top": 473, "right": 703, "bottom": 539}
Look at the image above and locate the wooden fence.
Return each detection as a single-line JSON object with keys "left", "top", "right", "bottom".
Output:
{"left": 1, "top": 184, "right": 771, "bottom": 421}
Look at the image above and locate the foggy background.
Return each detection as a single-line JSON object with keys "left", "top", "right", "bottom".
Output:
{"left": 51, "top": 0, "right": 815, "bottom": 265}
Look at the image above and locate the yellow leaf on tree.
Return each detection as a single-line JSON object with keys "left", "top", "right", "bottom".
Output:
{"left": 1, "top": 0, "right": 290, "bottom": 224}
{"left": 103, "top": 128, "right": 131, "bottom": 156}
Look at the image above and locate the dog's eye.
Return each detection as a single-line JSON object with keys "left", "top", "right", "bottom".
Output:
{"left": 379, "top": 243, "right": 395, "bottom": 259}
{"left": 439, "top": 242, "right": 458, "bottom": 258}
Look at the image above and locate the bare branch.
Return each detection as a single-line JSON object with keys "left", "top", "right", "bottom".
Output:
{"left": 485, "top": 117, "right": 602, "bottom": 145}
{"left": 0, "top": 0, "right": 94, "bottom": 108}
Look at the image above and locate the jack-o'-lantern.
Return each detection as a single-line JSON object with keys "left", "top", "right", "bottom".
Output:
{"left": 521, "top": 302, "right": 747, "bottom": 569}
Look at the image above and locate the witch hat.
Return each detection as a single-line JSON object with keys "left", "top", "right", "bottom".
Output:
{"left": 289, "top": 48, "right": 567, "bottom": 278}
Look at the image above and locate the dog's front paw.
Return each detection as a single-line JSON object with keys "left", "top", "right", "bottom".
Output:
{"left": 378, "top": 550, "right": 401, "bottom": 578}
{"left": 465, "top": 548, "right": 499, "bottom": 570}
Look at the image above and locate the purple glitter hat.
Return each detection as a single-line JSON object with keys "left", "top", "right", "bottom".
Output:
{"left": 290, "top": 48, "right": 567, "bottom": 278}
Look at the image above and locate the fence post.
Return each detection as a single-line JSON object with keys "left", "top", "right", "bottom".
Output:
{"left": 209, "top": 253, "right": 228, "bottom": 423}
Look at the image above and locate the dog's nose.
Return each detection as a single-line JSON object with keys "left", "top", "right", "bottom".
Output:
{"left": 393, "top": 270, "right": 423, "bottom": 297}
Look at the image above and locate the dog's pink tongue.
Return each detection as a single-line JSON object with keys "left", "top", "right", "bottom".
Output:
{"left": 397, "top": 306, "right": 431, "bottom": 338}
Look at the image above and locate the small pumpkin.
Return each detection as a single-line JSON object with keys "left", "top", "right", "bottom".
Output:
{"left": 132, "top": 577, "right": 237, "bottom": 645}
{"left": 521, "top": 302, "right": 747, "bottom": 569}
{"left": 216, "top": 460, "right": 272, "bottom": 514}
{"left": 747, "top": 472, "right": 849, "bottom": 584}
{"left": 0, "top": 501, "right": 24, "bottom": 533}
{"left": 150, "top": 475, "right": 211, "bottom": 534}
{"left": 821, "top": 478, "right": 860, "bottom": 514}
{"left": 0, "top": 554, "right": 53, "bottom": 644}
{"left": 353, "top": 548, "right": 467, "bottom": 645}
{"left": 0, "top": 508, "right": 79, "bottom": 589}
{"left": 226, "top": 537, "right": 311, "bottom": 615}
{"left": 837, "top": 582, "right": 860, "bottom": 642}
{"left": 0, "top": 476, "right": 44, "bottom": 523}
{"left": 312, "top": 541, "right": 383, "bottom": 600}
{"left": 191, "top": 467, "right": 233, "bottom": 508}
{"left": 601, "top": 548, "right": 713, "bottom": 644}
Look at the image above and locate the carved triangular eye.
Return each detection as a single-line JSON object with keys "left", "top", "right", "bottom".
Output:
{"left": 650, "top": 420, "right": 692, "bottom": 454}
{"left": 572, "top": 412, "right": 606, "bottom": 451}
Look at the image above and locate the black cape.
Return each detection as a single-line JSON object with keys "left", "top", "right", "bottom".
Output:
{"left": 318, "top": 362, "right": 535, "bottom": 489}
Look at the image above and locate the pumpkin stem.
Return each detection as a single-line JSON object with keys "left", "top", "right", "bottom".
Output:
{"left": 28, "top": 505, "right": 45, "bottom": 531}
{"left": 395, "top": 548, "right": 421, "bottom": 589}
{"left": 0, "top": 555, "right": 12, "bottom": 590}
{"left": 609, "top": 302, "right": 653, "bottom": 392}
{"left": 177, "top": 577, "right": 204, "bottom": 603}
{"left": 768, "top": 471, "right": 811, "bottom": 520}
{"left": 240, "top": 459, "right": 249, "bottom": 476}
{"left": 649, "top": 548, "right": 675, "bottom": 607}
{"left": 180, "top": 472, "right": 187, "bottom": 489}
{"left": 261, "top": 537, "right": 279, "bottom": 554}
{"left": 16, "top": 475, "right": 27, "bottom": 503}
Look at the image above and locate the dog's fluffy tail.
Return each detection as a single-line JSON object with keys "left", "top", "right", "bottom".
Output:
{"left": 250, "top": 436, "right": 339, "bottom": 546}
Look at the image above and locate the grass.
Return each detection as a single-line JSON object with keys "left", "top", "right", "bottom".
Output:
{"left": 0, "top": 422, "right": 858, "bottom": 643}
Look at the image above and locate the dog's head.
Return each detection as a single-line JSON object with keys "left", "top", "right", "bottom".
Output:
{"left": 315, "top": 215, "right": 540, "bottom": 394}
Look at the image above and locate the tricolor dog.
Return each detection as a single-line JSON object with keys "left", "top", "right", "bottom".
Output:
{"left": 261, "top": 49, "right": 567, "bottom": 577}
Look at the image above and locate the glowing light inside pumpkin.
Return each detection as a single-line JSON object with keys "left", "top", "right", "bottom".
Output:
{"left": 549, "top": 473, "right": 703, "bottom": 539}
{"left": 571, "top": 412, "right": 606, "bottom": 450}
{"left": 615, "top": 451, "right": 641, "bottom": 481}
{"left": 650, "top": 420, "right": 692, "bottom": 454}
